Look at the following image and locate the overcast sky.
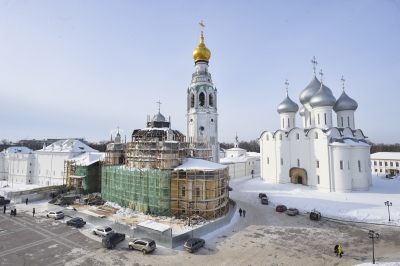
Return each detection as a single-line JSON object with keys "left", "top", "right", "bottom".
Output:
{"left": 0, "top": 0, "right": 399, "bottom": 144}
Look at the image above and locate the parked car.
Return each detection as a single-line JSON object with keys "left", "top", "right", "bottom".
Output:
{"left": 128, "top": 238, "right": 156, "bottom": 254}
{"left": 287, "top": 208, "right": 299, "bottom": 216}
{"left": 46, "top": 210, "right": 65, "bottom": 220}
{"left": 258, "top": 193, "right": 267, "bottom": 198}
{"left": 184, "top": 238, "right": 205, "bottom": 253}
{"left": 227, "top": 186, "right": 233, "bottom": 191}
{"left": 92, "top": 226, "right": 114, "bottom": 237}
{"left": 66, "top": 217, "right": 86, "bottom": 228}
{"left": 310, "top": 210, "right": 321, "bottom": 221}
{"left": 261, "top": 196, "right": 269, "bottom": 205}
{"left": 276, "top": 205, "right": 287, "bottom": 212}
{"left": 102, "top": 232, "right": 126, "bottom": 249}
{"left": 0, "top": 196, "right": 10, "bottom": 205}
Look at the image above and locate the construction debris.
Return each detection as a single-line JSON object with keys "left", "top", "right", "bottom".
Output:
{"left": 83, "top": 193, "right": 106, "bottom": 206}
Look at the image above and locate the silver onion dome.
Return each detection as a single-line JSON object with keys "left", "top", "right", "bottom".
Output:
{"left": 333, "top": 91, "right": 358, "bottom": 112}
{"left": 299, "top": 75, "right": 321, "bottom": 105}
{"left": 299, "top": 106, "right": 306, "bottom": 117}
{"left": 309, "top": 84, "right": 336, "bottom": 108}
{"left": 277, "top": 95, "right": 299, "bottom": 114}
{"left": 152, "top": 112, "right": 166, "bottom": 122}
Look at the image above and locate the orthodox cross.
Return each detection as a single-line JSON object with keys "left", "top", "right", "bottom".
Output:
{"left": 199, "top": 20, "right": 205, "bottom": 30}
{"left": 319, "top": 69, "right": 324, "bottom": 82}
{"left": 285, "top": 79, "right": 289, "bottom": 95}
{"left": 341, "top": 76, "right": 345, "bottom": 91}
{"left": 311, "top": 56, "right": 318, "bottom": 74}
{"left": 117, "top": 126, "right": 119, "bottom": 133}
{"left": 157, "top": 100, "right": 162, "bottom": 113}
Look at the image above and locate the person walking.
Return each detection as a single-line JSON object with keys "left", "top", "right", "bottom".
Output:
{"left": 14, "top": 208, "right": 17, "bottom": 217}
{"left": 338, "top": 245, "right": 343, "bottom": 258}
{"left": 32, "top": 208, "right": 35, "bottom": 217}
{"left": 239, "top": 208, "right": 242, "bottom": 217}
{"left": 243, "top": 209, "right": 246, "bottom": 217}
{"left": 334, "top": 245, "right": 339, "bottom": 256}
{"left": 26, "top": 198, "right": 28, "bottom": 205}
{"left": 3, "top": 205, "right": 5, "bottom": 214}
{"left": 10, "top": 209, "right": 13, "bottom": 216}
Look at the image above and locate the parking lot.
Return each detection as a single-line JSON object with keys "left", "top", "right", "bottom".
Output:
{"left": 1, "top": 174, "right": 400, "bottom": 266}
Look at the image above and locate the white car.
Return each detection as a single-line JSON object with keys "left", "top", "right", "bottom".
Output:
{"left": 92, "top": 226, "right": 114, "bottom": 237}
{"left": 47, "top": 210, "right": 65, "bottom": 220}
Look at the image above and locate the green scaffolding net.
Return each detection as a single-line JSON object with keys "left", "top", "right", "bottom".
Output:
{"left": 75, "top": 163, "right": 100, "bottom": 194}
{"left": 101, "top": 166, "right": 171, "bottom": 216}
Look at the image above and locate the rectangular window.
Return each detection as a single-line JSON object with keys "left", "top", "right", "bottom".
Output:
{"left": 380, "top": 169, "right": 382, "bottom": 172}
{"left": 347, "top": 116, "right": 350, "bottom": 126}
{"left": 195, "top": 187, "right": 201, "bottom": 198}
{"left": 375, "top": 169, "right": 377, "bottom": 172}
{"left": 348, "top": 161, "right": 350, "bottom": 170}
{"left": 182, "top": 186, "right": 186, "bottom": 197}
{"left": 379, "top": 162, "right": 382, "bottom": 166}
{"left": 296, "top": 133, "right": 299, "bottom": 140}
{"left": 341, "top": 117, "right": 343, "bottom": 127}
{"left": 163, "top": 187, "right": 169, "bottom": 197}
{"left": 281, "top": 158, "right": 283, "bottom": 165}
{"left": 324, "top": 113, "right": 326, "bottom": 125}
{"left": 266, "top": 135, "right": 269, "bottom": 141}
{"left": 374, "top": 161, "right": 377, "bottom": 166}
{"left": 279, "top": 134, "right": 282, "bottom": 140}
{"left": 288, "top": 118, "right": 290, "bottom": 128}
{"left": 358, "top": 160, "right": 361, "bottom": 172}
{"left": 317, "top": 176, "right": 320, "bottom": 184}
{"left": 316, "top": 160, "right": 319, "bottom": 168}
{"left": 318, "top": 114, "right": 320, "bottom": 125}
{"left": 267, "top": 157, "right": 269, "bottom": 164}
{"left": 390, "top": 162, "right": 393, "bottom": 167}
{"left": 385, "top": 162, "right": 387, "bottom": 166}
{"left": 340, "top": 160, "right": 343, "bottom": 170}
{"left": 397, "top": 162, "right": 399, "bottom": 167}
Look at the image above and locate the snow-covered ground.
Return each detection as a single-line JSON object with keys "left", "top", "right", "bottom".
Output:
{"left": 230, "top": 173, "right": 400, "bottom": 226}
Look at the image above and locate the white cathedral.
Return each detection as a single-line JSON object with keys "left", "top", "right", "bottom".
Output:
{"left": 260, "top": 59, "right": 372, "bottom": 193}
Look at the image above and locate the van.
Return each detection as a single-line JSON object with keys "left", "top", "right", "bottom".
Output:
{"left": 101, "top": 232, "right": 125, "bottom": 249}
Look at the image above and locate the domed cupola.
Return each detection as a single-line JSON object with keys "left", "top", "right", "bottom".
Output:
{"left": 193, "top": 27, "right": 211, "bottom": 62}
{"left": 309, "top": 71, "right": 336, "bottom": 108}
{"left": 333, "top": 91, "right": 358, "bottom": 112}
{"left": 152, "top": 112, "right": 166, "bottom": 122}
{"left": 299, "top": 106, "right": 306, "bottom": 117}
{"left": 299, "top": 75, "right": 321, "bottom": 105}
{"left": 277, "top": 94, "right": 299, "bottom": 114}
{"left": 278, "top": 80, "right": 298, "bottom": 130}
{"left": 334, "top": 76, "right": 358, "bottom": 129}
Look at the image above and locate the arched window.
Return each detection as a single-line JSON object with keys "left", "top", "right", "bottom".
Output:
{"left": 296, "top": 133, "right": 299, "bottom": 140}
{"left": 347, "top": 116, "right": 350, "bottom": 127}
{"left": 279, "top": 134, "right": 282, "bottom": 140}
{"left": 266, "top": 135, "right": 269, "bottom": 141}
{"left": 340, "top": 160, "right": 343, "bottom": 170}
{"left": 209, "top": 94, "right": 213, "bottom": 107}
{"left": 316, "top": 160, "right": 319, "bottom": 168}
{"left": 190, "top": 94, "right": 195, "bottom": 108}
{"left": 281, "top": 158, "right": 283, "bottom": 165}
{"left": 315, "top": 132, "right": 318, "bottom": 139}
{"left": 317, "top": 175, "right": 320, "bottom": 184}
{"left": 288, "top": 118, "right": 290, "bottom": 128}
{"left": 318, "top": 114, "right": 320, "bottom": 125}
{"left": 282, "top": 118, "right": 284, "bottom": 128}
{"left": 324, "top": 113, "right": 326, "bottom": 125}
{"left": 199, "top": 92, "right": 205, "bottom": 106}
{"left": 341, "top": 117, "right": 343, "bottom": 127}
{"left": 267, "top": 157, "right": 269, "bottom": 164}
{"left": 297, "top": 159, "right": 300, "bottom": 167}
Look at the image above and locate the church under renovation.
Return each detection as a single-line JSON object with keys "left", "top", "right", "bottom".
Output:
{"left": 100, "top": 24, "right": 230, "bottom": 218}
{"left": 260, "top": 59, "right": 372, "bottom": 193}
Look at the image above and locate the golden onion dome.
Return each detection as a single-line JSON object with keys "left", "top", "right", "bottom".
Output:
{"left": 193, "top": 31, "right": 211, "bottom": 62}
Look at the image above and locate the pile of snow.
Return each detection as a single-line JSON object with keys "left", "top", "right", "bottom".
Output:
{"left": 104, "top": 201, "right": 122, "bottom": 209}
{"left": 116, "top": 207, "right": 137, "bottom": 217}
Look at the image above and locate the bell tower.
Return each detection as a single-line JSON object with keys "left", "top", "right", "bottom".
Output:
{"left": 186, "top": 22, "right": 219, "bottom": 163}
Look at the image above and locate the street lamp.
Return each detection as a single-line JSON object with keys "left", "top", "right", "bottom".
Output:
{"left": 384, "top": 201, "right": 392, "bottom": 222}
{"left": 368, "top": 230, "right": 379, "bottom": 264}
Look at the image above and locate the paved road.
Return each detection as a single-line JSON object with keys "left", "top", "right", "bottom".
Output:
{"left": 1, "top": 176, "right": 399, "bottom": 265}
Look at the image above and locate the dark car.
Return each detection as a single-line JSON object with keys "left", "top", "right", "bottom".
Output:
{"left": 310, "top": 210, "right": 321, "bottom": 221}
{"left": 184, "top": 238, "right": 205, "bottom": 253}
{"left": 227, "top": 186, "right": 233, "bottom": 191}
{"left": 0, "top": 196, "right": 10, "bottom": 205}
{"left": 276, "top": 205, "right": 287, "bottom": 212}
{"left": 102, "top": 232, "right": 126, "bottom": 249}
{"left": 258, "top": 193, "right": 267, "bottom": 198}
{"left": 261, "top": 196, "right": 269, "bottom": 205}
{"left": 66, "top": 217, "right": 86, "bottom": 228}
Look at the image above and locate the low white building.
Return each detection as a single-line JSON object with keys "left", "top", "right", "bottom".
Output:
{"left": 260, "top": 64, "right": 371, "bottom": 192}
{"left": 370, "top": 152, "right": 400, "bottom": 176}
{"left": 220, "top": 135, "right": 260, "bottom": 179}
{"left": 0, "top": 146, "right": 36, "bottom": 185}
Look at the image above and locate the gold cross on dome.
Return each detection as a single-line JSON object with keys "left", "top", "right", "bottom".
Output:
{"left": 199, "top": 21, "right": 205, "bottom": 29}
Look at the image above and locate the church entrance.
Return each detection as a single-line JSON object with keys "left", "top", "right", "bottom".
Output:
{"left": 290, "top": 168, "right": 308, "bottom": 186}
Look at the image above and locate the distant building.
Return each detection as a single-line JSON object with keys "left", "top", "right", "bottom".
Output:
{"left": 0, "top": 146, "right": 36, "bottom": 185}
{"left": 220, "top": 134, "right": 260, "bottom": 179}
{"left": 370, "top": 152, "right": 400, "bottom": 176}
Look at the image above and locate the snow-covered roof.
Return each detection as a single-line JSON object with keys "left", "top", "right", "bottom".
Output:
{"left": 226, "top": 147, "right": 246, "bottom": 151}
{"left": 329, "top": 138, "right": 369, "bottom": 147}
{"left": 38, "top": 139, "right": 97, "bottom": 153}
{"left": 174, "top": 158, "right": 227, "bottom": 171}
{"left": 137, "top": 220, "right": 172, "bottom": 233}
{"left": 371, "top": 152, "right": 400, "bottom": 160}
{"left": 246, "top": 152, "right": 260, "bottom": 157}
{"left": 6, "top": 146, "right": 35, "bottom": 154}
{"left": 220, "top": 157, "right": 247, "bottom": 163}
{"left": 67, "top": 152, "right": 105, "bottom": 166}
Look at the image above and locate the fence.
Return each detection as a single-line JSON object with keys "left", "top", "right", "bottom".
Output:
{"left": 48, "top": 201, "right": 236, "bottom": 248}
